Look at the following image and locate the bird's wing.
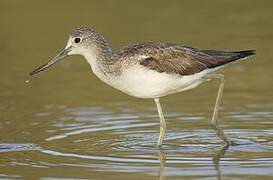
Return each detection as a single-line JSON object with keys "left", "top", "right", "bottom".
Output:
{"left": 139, "top": 44, "right": 256, "bottom": 75}
{"left": 115, "top": 42, "right": 255, "bottom": 76}
{"left": 138, "top": 46, "right": 211, "bottom": 75}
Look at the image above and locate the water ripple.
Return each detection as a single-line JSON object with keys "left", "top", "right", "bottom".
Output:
{"left": 0, "top": 144, "right": 37, "bottom": 153}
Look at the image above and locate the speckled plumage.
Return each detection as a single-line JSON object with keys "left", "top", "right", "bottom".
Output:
{"left": 68, "top": 27, "right": 255, "bottom": 78}
{"left": 111, "top": 42, "right": 255, "bottom": 76}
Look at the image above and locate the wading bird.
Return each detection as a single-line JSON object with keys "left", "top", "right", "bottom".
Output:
{"left": 30, "top": 27, "right": 255, "bottom": 147}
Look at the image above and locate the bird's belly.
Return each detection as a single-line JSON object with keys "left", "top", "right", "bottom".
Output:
{"left": 111, "top": 67, "right": 213, "bottom": 99}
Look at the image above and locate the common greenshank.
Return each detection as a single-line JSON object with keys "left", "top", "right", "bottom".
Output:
{"left": 30, "top": 27, "right": 255, "bottom": 147}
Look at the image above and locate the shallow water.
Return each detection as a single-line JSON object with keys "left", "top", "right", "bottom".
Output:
{"left": 1, "top": 0, "right": 273, "bottom": 179}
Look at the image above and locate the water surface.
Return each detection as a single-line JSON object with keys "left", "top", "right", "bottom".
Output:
{"left": 0, "top": 0, "right": 273, "bottom": 179}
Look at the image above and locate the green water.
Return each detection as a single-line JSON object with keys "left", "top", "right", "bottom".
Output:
{"left": 0, "top": 1, "right": 272, "bottom": 179}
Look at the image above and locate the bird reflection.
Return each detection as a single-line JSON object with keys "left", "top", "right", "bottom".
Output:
{"left": 157, "top": 144, "right": 230, "bottom": 180}
{"left": 213, "top": 144, "right": 230, "bottom": 180}
{"left": 158, "top": 150, "right": 166, "bottom": 180}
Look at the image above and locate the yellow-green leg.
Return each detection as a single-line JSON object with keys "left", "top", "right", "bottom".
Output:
{"left": 210, "top": 74, "right": 230, "bottom": 146}
{"left": 154, "top": 98, "right": 166, "bottom": 147}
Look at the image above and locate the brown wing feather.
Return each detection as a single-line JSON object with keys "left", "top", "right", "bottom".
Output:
{"left": 137, "top": 43, "right": 213, "bottom": 75}
{"left": 139, "top": 55, "right": 207, "bottom": 75}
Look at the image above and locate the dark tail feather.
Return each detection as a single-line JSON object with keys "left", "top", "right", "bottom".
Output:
{"left": 230, "top": 50, "right": 256, "bottom": 60}
{"left": 200, "top": 49, "right": 256, "bottom": 68}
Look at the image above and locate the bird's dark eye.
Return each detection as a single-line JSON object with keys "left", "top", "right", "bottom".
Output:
{"left": 74, "top": 38, "right": 81, "bottom": 43}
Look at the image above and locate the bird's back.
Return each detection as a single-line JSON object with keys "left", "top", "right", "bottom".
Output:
{"left": 113, "top": 42, "right": 255, "bottom": 76}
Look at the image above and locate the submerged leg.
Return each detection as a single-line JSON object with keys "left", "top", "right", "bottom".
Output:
{"left": 154, "top": 98, "right": 166, "bottom": 147}
{"left": 209, "top": 74, "right": 230, "bottom": 146}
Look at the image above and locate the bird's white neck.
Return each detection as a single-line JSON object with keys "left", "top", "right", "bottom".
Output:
{"left": 83, "top": 47, "right": 119, "bottom": 86}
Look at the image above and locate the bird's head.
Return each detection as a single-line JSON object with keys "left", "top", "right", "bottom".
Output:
{"left": 29, "top": 26, "right": 108, "bottom": 76}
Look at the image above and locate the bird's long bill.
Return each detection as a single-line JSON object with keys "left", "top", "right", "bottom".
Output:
{"left": 29, "top": 48, "right": 70, "bottom": 76}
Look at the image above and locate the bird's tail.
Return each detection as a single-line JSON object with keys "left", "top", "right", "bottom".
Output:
{"left": 230, "top": 50, "right": 256, "bottom": 60}
{"left": 200, "top": 49, "right": 256, "bottom": 68}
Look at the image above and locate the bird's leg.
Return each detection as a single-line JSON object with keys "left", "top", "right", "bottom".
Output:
{"left": 208, "top": 74, "right": 230, "bottom": 146}
{"left": 158, "top": 150, "right": 166, "bottom": 180}
{"left": 154, "top": 98, "right": 166, "bottom": 147}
